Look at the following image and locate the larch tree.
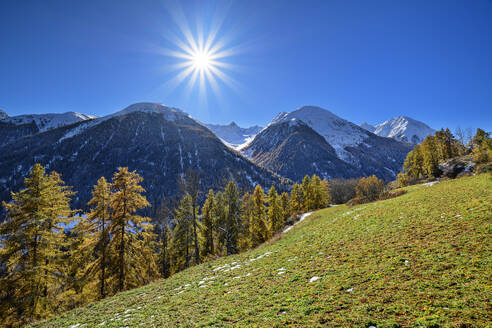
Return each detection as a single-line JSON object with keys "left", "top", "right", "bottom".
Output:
{"left": 0, "top": 164, "right": 75, "bottom": 326}
{"left": 279, "top": 192, "right": 291, "bottom": 222}
{"left": 76, "top": 176, "right": 112, "bottom": 300}
{"left": 109, "top": 167, "right": 157, "bottom": 292}
{"left": 250, "top": 185, "right": 268, "bottom": 247}
{"left": 301, "top": 175, "right": 313, "bottom": 211}
{"left": 289, "top": 183, "right": 303, "bottom": 214}
{"left": 239, "top": 192, "right": 254, "bottom": 251}
{"left": 267, "top": 186, "right": 282, "bottom": 237}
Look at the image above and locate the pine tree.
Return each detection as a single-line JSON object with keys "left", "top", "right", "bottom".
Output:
{"left": 154, "top": 199, "right": 172, "bottom": 279}
{"left": 109, "top": 167, "right": 157, "bottom": 292}
{"left": 170, "top": 194, "right": 194, "bottom": 273}
{"left": 213, "top": 191, "right": 227, "bottom": 254}
{"left": 250, "top": 185, "right": 268, "bottom": 247}
{"left": 223, "top": 181, "right": 241, "bottom": 255}
{"left": 200, "top": 189, "right": 216, "bottom": 259}
{"left": 0, "top": 164, "right": 75, "bottom": 326}
{"left": 267, "top": 186, "right": 282, "bottom": 237}
{"left": 76, "top": 177, "right": 112, "bottom": 300}
{"left": 289, "top": 183, "right": 303, "bottom": 214}
{"left": 181, "top": 169, "right": 201, "bottom": 265}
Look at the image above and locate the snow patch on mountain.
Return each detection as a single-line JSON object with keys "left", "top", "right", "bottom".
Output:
{"left": 269, "top": 106, "right": 370, "bottom": 160}
{"left": 0, "top": 110, "right": 9, "bottom": 120}
{"left": 206, "top": 122, "right": 263, "bottom": 149}
{"left": 58, "top": 103, "right": 188, "bottom": 142}
{"left": 1, "top": 111, "right": 96, "bottom": 132}
{"left": 373, "top": 116, "right": 435, "bottom": 143}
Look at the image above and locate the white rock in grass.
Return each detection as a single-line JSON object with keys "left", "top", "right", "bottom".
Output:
{"left": 309, "top": 276, "right": 320, "bottom": 283}
{"left": 199, "top": 284, "right": 208, "bottom": 288}
{"left": 278, "top": 268, "right": 286, "bottom": 271}
{"left": 278, "top": 271, "right": 285, "bottom": 275}
{"left": 346, "top": 287, "right": 354, "bottom": 292}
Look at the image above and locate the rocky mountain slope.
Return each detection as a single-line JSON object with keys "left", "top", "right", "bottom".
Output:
{"left": 361, "top": 116, "right": 435, "bottom": 143}
{"left": 0, "top": 103, "right": 287, "bottom": 213}
{"left": 246, "top": 106, "right": 413, "bottom": 181}
{"left": 205, "top": 122, "right": 262, "bottom": 148}
{"left": 242, "top": 119, "right": 360, "bottom": 181}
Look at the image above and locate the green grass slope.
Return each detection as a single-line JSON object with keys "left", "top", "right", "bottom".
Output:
{"left": 33, "top": 174, "right": 492, "bottom": 328}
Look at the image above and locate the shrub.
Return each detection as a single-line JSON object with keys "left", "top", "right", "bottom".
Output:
{"left": 329, "top": 178, "right": 358, "bottom": 204}
{"left": 354, "top": 175, "right": 385, "bottom": 203}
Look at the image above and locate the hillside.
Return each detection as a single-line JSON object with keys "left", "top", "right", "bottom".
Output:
{"left": 33, "top": 174, "right": 492, "bottom": 327}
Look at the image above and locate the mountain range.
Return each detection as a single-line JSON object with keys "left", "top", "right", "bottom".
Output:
{"left": 360, "top": 116, "right": 435, "bottom": 143}
{"left": 242, "top": 106, "right": 413, "bottom": 181}
{"left": 0, "top": 103, "right": 287, "bottom": 213}
{"left": 0, "top": 103, "right": 430, "bottom": 211}
{"left": 205, "top": 122, "right": 262, "bottom": 148}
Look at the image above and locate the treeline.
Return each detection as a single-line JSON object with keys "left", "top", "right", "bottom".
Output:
{"left": 0, "top": 165, "right": 330, "bottom": 327}
{"left": 398, "top": 128, "right": 492, "bottom": 186}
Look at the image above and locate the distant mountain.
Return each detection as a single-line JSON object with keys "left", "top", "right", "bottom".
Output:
{"left": 242, "top": 119, "right": 360, "bottom": 181}
{"left": 0, "top": 109, "right": 8, "bottom": 120}
{"left": 0, "top": 110, "right": 97, "bottom": 146}
{"left": 246, "top": 106, "right": 413, "bottom": 181}
{"left": 205, "top": 122, "right": 262, "bottom": 148}
{"left": 360, "top": 122, "right": 375, "bottom": 133}
{"left": 2, "top": 111, "right": 97, "bottom": 132}
{"left": 0, "top": 103, "right": 287, "bottom": 214}
{"left": 371, "top": 116, "right": 435, "bottom": 144}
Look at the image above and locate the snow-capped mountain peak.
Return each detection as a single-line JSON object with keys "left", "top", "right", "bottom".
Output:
{"left": 373, "top": 116, "right": 435, "bottom": 143}
{"left": 110, "top": 102, "right": 186, "bottom": 122}
{"left": 1, "top": 111, "right": 97, "bottom": 132}
{"left": 205, "top": 121, "right": 263, "bottom": 149}
{"left": 0, "top": 109, "right": 9, "bottom": 120}
{"left": 267, "top": 105, "right": 370, "bottom": 160}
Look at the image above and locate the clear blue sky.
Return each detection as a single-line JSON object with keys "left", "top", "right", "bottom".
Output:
{"left": 1, "top": 0, "right": 491, "bottom": 131}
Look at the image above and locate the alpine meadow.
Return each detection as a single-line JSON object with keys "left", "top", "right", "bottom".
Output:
{"left": 1, "top": 1, "right": 491, "bottom": 327}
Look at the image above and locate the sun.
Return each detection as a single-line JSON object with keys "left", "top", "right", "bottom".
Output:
{"left": 156, "top": 2, "right": 244, "bottom": 97}
{"left": 192, "top": 51, "right": 211, "bottom": 71}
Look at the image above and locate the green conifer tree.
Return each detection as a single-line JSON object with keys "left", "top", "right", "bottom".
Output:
{"left": 170, "top": 194, "right": 194, "bottom": 273}
{"left": 223, "top": 181, "right": 241, "bottom": 255}
{"left": 200, "top": 189, "right": 216, "bottom": 259}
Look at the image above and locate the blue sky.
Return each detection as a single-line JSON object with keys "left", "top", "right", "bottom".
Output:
{"left": 1, "top": 0, "right": 491, "bottom": 131}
